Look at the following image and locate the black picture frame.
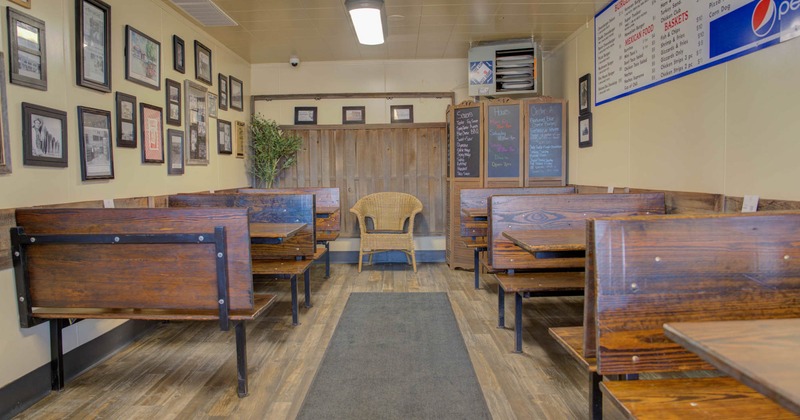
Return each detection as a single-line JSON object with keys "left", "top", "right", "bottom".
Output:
{"left": 342, "top": 106, "right": 365, "bottom": 124}
{"left": 77, "top": 106, "right": 114, "bottom": 180}
{"left": 217, "top": 119, "right": 232, "bottom": 154}
{"left": 218, "top": 73, "right": 228, "bottom": 111}
{"left": 124, "top": 25, "right": 160, "bottom": 90}
{"left": 579, "top": 73, "right": 591, "bottom": 115}
{"left": 578, "top": 113, "right": 593, "bottom": 148}
{"left": 173, "top": 35, "right": 185, "bottom": 74}
{"left": 76, "top": 0, "right": 111, "bottom": 92}
{"left": 7, "top": 8, "right": 47, "bottom": 90}
{"left": 22, "top": 102, "right": 67, "bottom": 167}
{"left": 139, "top": 103, "right": 164, "bottom": 163}
{"left": 194, "top": 40, "right": 212, "bottom": 85}
{"left": 390, "top": 105, "right": 414, "bottom": 123}
{"left": 115, "top": 92, "right": 137, "bottom": 148}
{"left": 229, "top": 75, "right": 243, "bottom": 111}
{"left": 167, "top": 128, "right": 184, "bottom": 175}
{"left": 165, "top": 78, "right": 181, "bottom": 126}
{"left": 0, "top": 53, "right": 13, "bottom": 175}
{"left": 294, "top": 107, "right": 317, "bottom": 125}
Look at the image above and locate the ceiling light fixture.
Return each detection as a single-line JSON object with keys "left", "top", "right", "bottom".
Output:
{"left": 345, "top": 0, "right": 388, "bottom": 45}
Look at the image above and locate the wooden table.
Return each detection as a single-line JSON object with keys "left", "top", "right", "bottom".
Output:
{"left": 249, "top": 222, "right": 306, "bottom": 244}
{"left": 315, "top": 206, "right": 339, "bottom": 218}
{"left": 502, "top": 229, "right": 586, "bottom": 253}
{"left": 461, "top": 207, "right": 487, "bottom": 220}
{"left": 664, "top": 318, "right": 800, "bottom": 415}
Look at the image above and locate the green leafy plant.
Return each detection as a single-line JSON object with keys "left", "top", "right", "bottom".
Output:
{"left": 247, "top": 113, "right": 303, "bottom": 188}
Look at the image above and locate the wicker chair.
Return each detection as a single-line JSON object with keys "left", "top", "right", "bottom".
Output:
{"left": 350, "top": 192, "right": 423, "bottom": 272}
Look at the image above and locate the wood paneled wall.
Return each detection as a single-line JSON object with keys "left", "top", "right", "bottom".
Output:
{"left": 279, "top": 124, "right": 447, "bottom": 238}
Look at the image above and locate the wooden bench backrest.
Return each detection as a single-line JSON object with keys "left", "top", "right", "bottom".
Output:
{"left": 14, "top": 208, "right": 254, "bottom": 313}
{"left": 488, "top": 193, "right": 665, "bottom": 270}
{"left": 239, "top": 187, "right": 341, "bottom": 232}
{"left": 168, "top": 193, "right": 316, "bottom": 258}
{"left": 460, "top": 187, "right": 575, "bottom": 237}
{"left": 591, "top": 212, "right": 800, "bottom": 376}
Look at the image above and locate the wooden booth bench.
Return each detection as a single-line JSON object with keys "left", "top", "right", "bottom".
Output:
{"left": 10, "top": 208, "right": 276, "bottom": 398}
{"left": 169, "top": 193, "right": 321, "bottom": 325}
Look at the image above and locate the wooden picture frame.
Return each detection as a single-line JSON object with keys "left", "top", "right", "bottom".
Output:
{"left": 294, "top": 107, "right": 317, "bottom": 125}
{"left": 77, "top": 106, "right": 114, "bottom": 180}
{"left": 76, "top": 0, "right": 111, "bottom": 92}
{"left": 235, "top": 120, "right": 245, "bottom": 159}
{"left": 0, "top": 53, "right": 13, "bottom": 174}
{"left": 173, "top": 35, "right": 185, "bottom": 74}
{"left": 125, "top": 25, "right": 160, "bottom": 90}
{"left": 218, "top": 74, "right": 228, "bottom": 111}
{"left": 390, "top": 105, "right": 413, "bottom": 123}
{"left": 207, "top": 92, "right": 218, "bottom": 118}
{"left": 229, "top": 75, "right": 243, "bottom": 111}
{"left": 115, "top": 92, "right": 137, "bottom": 148}
{"left": 184, "top": 80, "right": 208, "bottom": 165}
{"left": 217, "top": 119, "right": 232, "bottom": 154}
{"left": 9, "top": 0, "right": 32, "bottom": 9}
{"left": 22, "top": 102, "right": 67, "bottom": 167}
{"left": 579, "top": 73, "right": 591, "bottom": 115}
{"left": 167, "top": 128, "right": 184, "bottom": 175}
{"left": 578, "top": 113, "right": 593, "bottom": 148}
{"left": 140, "top": 103, "right": 164, "bottom": 163}
{"left": 7, "top": 8, "right": 47, "bottom": 90}
{"left": 194, "top": 41, "right": 212, "bottom": 85}
{"left": 165, "top": 78, "right": 181, "bottom": 126}
{"left": 342, "top": 106, "right": 365, "bottom": 124}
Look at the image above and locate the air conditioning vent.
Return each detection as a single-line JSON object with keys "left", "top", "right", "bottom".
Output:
{"left": 170, "top": 0, "right": 238, "bottom": 27}
{"left": 468, "top": 40, "right": 542, "bottom": 97}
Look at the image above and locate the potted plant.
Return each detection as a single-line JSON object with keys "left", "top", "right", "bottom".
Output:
{"left": 247, "top": 113, "right": 303, "bottom": 188}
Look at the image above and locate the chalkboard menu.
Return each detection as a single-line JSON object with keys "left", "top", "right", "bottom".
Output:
{"left": 528, "top": 102, "right": 563, "bottom": 178}
{"left": 454, "top": 107, "right": 480, "bottom": 178}
{"left": 487, "top": 104, "right": 520, "bottom": 178}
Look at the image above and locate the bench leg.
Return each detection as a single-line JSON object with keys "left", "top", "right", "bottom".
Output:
{"left": 49, "top": 319, "right": 65, "bottom": 391}
{"left": 590, "top": 371, "right": 602, "bottom": 420}
{"left": 497, "top": 288, "right": 505, "bottom": 329}
{"left": 304, "top": 269, "right": 312, "bottom": 308}
{"left": 235, "top": 321, "right": 248, "bottom": 398}
{"left": 514, "top": 292, "right": 523, "bottom": 353}
{"left": 474, "top": 247, "right": 480, "bottom": 289}
{"left": 324, "top": 241, "right": 330, "bottom": 279}
{"left": 291, "top": 275, "right": 299, "bottom": 326}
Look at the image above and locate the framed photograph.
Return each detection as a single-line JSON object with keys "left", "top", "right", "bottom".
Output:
{"left": 217, "top": 119, "right": 232, "bottom": 154}
{"left": 207, "top": 92, "right": 218, "bottom": 118}
{"left": 140, "top": 103, "right": 164, "bottom": 163}
{"left": 194, "top": 41, "right": 212, "bottom": 85}
{"left": 165, "top": 78, "right": 181, "bottom": 126}
{"left": 76, "top": 0, "right": 111, "bottom": 92}
{"left": 235, "top": 120, "right": 245, "bottom": 159}
{"left": 7, "top": 8, "right": 47, "bottom": 90}
{"left": 167, "top": 128, "right": 184, "bottom": 175}
{"left": 173, "top": 35, "right": 185, "bottom": 74}
{"left": 342, "top": 106, "right": 365, "bottom": 124}
{"left": 579, "top": 73, "right": 591, "bottom": 115}
{"left": 9, "top": 0, "right": 31, "bottom": 8}
{"left": 229, "top": 75, "right": 243, "bottom": 111}
{"left": 77, "top": 106, "right": 113, "bottom": 180}
{"left": 184, "top": 80, "right": 208, "bottom": 165}
{"left": 115, "top": 92, "right": 137, "bottom": 148}
{"left": 390, "top": 105, "right": 413, "bottom": 123}
{"left": 294, "top": 107, "right": 317, "bottom": 125}
{"left": 0, "top": 53, "right": 12, "bottom": 175}
{"left": 578, "top": 113, "right": 593, "bottom": 148}
{"left": 124, "top": 25, "right": 160, "bottom": 90}
{"left": 22, "top": 102, "right": 67, "bottom": 167}
{"left": 218, "top": 74, "right": 228, "bottom": 111}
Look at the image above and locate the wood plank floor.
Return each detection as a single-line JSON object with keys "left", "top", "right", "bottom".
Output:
{"left": 16, "top": 262, "right": 611, "bottom": 419}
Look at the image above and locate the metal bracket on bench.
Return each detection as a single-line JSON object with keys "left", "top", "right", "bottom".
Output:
{"left": 214, "top": 226, "right": 231, "bottom": 331}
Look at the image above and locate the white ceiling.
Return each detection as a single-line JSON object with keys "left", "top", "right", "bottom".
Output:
{"left": 166, "top": 0, "right": 610, "bottom": 64}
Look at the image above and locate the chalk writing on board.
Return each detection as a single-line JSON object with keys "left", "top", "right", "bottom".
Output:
{"left": 454, "top": 107, "right": 480, "bottom": 178}
{"left": 487, "top": 104, "right": 520, "bottom": 178}
{"left": 528, "top": 102, "right": 563, "bottom": 178}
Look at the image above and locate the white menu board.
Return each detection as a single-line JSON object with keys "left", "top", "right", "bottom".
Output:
{"left": 595, "top": 0, "right": 800, "bottom": 105}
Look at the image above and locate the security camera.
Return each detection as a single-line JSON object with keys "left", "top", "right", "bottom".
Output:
{"left": 290, "top": 56, "right": 299, "bottom": 67}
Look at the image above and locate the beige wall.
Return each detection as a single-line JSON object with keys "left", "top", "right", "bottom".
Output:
{"left": 548, "top": 22, "right": 800, "bottom": 200}
{"left": 0, "top": 0, "right": 251, "bottom": 388}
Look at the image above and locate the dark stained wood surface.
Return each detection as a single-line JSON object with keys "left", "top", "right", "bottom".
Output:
{"left": 502, "top": 229, "right": 585, "bottom": 253}
{"left": 249, "top": 223, "right": 306, "bottom": 239}
{"left": 252, "top": 259, "right": 313, "bottom": 276}
{"left": 495, "top": 271, "right": 584, "bottom": 293}
{"left": 459, "top": 187, "right": 575, "bottom": 237}
{"left": 549, "top": 326, "right": 595, "bottom": 371}
{"left": 239, "top": 187, "right": 341, "bottom": 235}
{"left": 664, "top": 318, "right": 800, "bottom": 415}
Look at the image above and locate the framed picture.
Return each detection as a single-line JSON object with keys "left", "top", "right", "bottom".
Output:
{"left": 167, "top": 128, "right": 184, "bottom": 175}
{"left": 229, "top": 75, "right": 243, "bottom": 111}
{"left": 294, "top": 107, "right": 317, "bottom": 125}
{"left": 235, "top": 120, "right": 245, "bottom": 159}
{"left": 9, "top": 0, "right": 31, "bottom": 8}
{"left": 194, "top": 41, "right": 212, "bottom": 85}
{"left": 165, "top": 78, "right": 181, "bottom": 126}
{"left": 7, "top": 8, "right": 47, "bottom": 90}
{"left": 124, "top": 25, "right": 160, "bottom": 90}
{"left": 184, "top": 80, "right": 208, "bottom": 165}
{"left": 578, "top": 113, "right": 593, "bottom": 148}
{"left": 115, "top": 92, "right": 137, "bottom": 148}
{"left": 579, "top": 73, "right": 591, "bottom": 115}
{"left": 22, "top": 102, "right": 67, "bottom": 167}
{"left": 207, "top": 92, "right": 218, "bottom": 118}
{"left": 76, "top": 0, "right": 111, "bottom": 92}
{"left": 390, "top": 105, "right": 413, "bottom": 123}
{"left": 217, "top": 119, "right": 232, "bottom": 154}
{"left": 0, "top": 53, "right": 12, "bottom": 175}
{"left": 77, "top": 106, "right": 114, "bottom": 180}
{"left": 139, "top": 103, "right": 164, "bottom": 163}
{"left": 218, "top": 74, "right": 228, "bottom": 111}
{"left": 342, "top": 106, "right": 365, "bottom": 124}
{"left": 173, "top": 35, "right": 185, "bottom": 74}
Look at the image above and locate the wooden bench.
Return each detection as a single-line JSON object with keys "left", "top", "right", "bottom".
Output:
{"left": 169, "top": 193, "right": 319, "bottom": 325}
{"left": 10, "top": 208, "right": 276, "bottom": 398}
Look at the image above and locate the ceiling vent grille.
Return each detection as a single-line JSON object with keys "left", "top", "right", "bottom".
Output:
{"left": 170, "top": 0, "right": 238, "bottom": 27}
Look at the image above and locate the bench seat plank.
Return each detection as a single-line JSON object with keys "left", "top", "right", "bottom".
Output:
{"left": 495, "top": 271, "right": 584, "bottom": 293}
{"left": 252, "top": 259, "right": 313, "bottom": 276}
{"left": 463, "top": 237, "right": 487, "bottom": 248}
{"left": 549, "top": 326, "right": 595, "bottom": 372}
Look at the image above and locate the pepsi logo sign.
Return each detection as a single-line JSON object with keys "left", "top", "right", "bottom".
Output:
{"left": 752, "top": 0, "right": 777, "bottom": 37}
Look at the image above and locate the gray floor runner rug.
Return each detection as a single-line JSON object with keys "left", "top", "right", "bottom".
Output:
{"left": 297, "top": 292, "right": 491, "bottom": 419}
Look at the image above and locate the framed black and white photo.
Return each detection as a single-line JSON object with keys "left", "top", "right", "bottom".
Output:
{"left": 22, "top": 102, "right": 67, "bottom": 167}
{"left": 194, "top": 41, "right": 212, "bottom": 85}
{"left": 294, "top": 107, "right": 317, "bottom": 125}
{"left": 342, "top": 106, "right": 365, "bottom": 124}
{"left": 579, "top": 73, "right": 591, "bottom": 115}
{"left": 578, "top": 113, "right": 593, "bottom": 148}
{"left": 207, "top": 92, "right": 218, "bottom": 118}
{"left": 7, "top": 8, "right": 47, "bottom": 90}
{"left": 218, "top": 73, "right": 228, "bottom": 111}
{"left": 173, "top": 35, "right": 185, "bottom": 74}
{"left": 0, "top": 53, "right": 13, "bottom": 174}
{"left": 165, "top": 78, "right": 181, "bottom": 126}
{"left": 217, "top": 119, "right": 232, "bottom": 154}
{"left": 167, "top": 128, "right": 184, "bottom": 175}
{"left": 140, "top": 103, "right": 164, "bottom": 163}
{"left": 115, "top": 92, "right": 136, "bottom": 148}
{"left": 78, "top": 106, "right": 113, "bottom": 180}
{"left": 76, "top": 0, "right": 111, "bottom": 92}
{"left": 229, "top": 75, "right": 243, "bottom": 111}
{"left": 390, "top": 105, "right": 413, "bottom": 123}
{"left": 184, "top": 80, "right": 208, "bottom": 165}
{"left": 124, "top": 25, "right": 160, "bottom": 90}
